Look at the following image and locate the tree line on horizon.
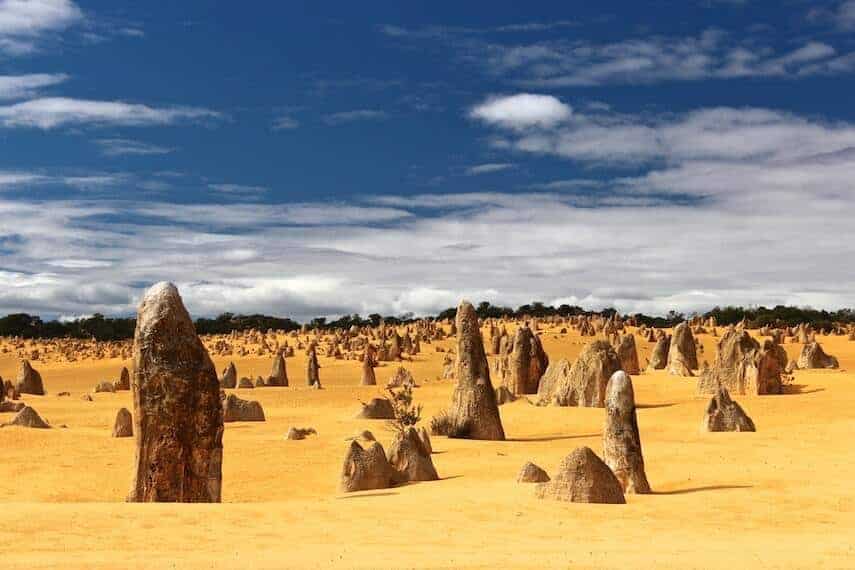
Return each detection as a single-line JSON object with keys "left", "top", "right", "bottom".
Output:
{"left": 0, "top": 303, "right": 853, "bottom": 342}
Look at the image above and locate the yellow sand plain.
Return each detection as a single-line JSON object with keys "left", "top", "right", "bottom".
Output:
{"left": 0, "top": 326, "right": 853, "bottom": 569}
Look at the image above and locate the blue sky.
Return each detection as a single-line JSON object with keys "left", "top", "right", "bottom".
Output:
{"left": 2, "top": 0, "right": 855, "bottom": 320}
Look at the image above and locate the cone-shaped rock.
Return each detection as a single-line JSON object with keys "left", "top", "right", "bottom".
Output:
{"left": 666, "top": 323, "right": 698, "bottom": 376}
{"left": 702, "top": 387, "right": 756, "bottom": 432}
{"left": 128, "top": 282, "right": 223, "bottom": 503}
{"left": 537, "top": 341, "right": 621, "bottom": 407}
{"left": 447, "top": 301, "right": 505, "bottom": 440}
{"left": 387, "top": 427, "right": 439, "bottom": 483}
{"left": 603, "top": 372, "right": 650, "bottom": 494}
{"left": 306, "top": 346, "right": 320, "bottom": 387}
{"left": 647, "top": 334, "right": 670, "bottom": 370}
{"left": 502, "top": 326, "right": 549, "bottom": 395}
{"left": 360, "top": 348, "right": 377, "bottom": 386}
{"left": 535, "top": 447, "right": 625, "bottom": 504}
{"left": 115, "top": 367, "right": 131, "bottom": 391}
{"left": 16, "top": 360, "right": 45, "bottom": 395}
{"left": 614, "top": 334, "right": 641, "bottom": 375}
{"left": 340, "top": 440, "right": 395, "bottom": 492}
{"left": 220, "top": 362, "right": 237, "bottom": 389}
{"left": 267, "top": 353, "right": 288, "bottom": 386}
{"left": 517, "top": 461, "right": 550, "bottom": 483}
{"left": 3, "top": 405, "right": 50, "bottom": 428}
{"left": 112, "top": 407, "right": 133, "bottom": 437}
{"left": 797, "top": 342, "right": 839, "bottom": 369}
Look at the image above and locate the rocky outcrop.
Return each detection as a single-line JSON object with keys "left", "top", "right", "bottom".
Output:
{"left": 340, "top": 440, "right": 395, "bottom": 492}
{"left": 446, "top": 301, "right": 505, "bottom": 440}
{"left": 113, "top": 408, "right": 133, "bottom": 437}
{"left": 220, "top": 362, "right": 237, "bottom": 389}
{"left": 603, "top": 372, "right": 650, "bottom": 494}
{"left": 517, "top": 461, "right": 550, "bottom": 483}
{"left": 16, "top": 360, "right": 45, "bottom": 395}
{"left": 797, "top": 342, "right": 839, "bottom": 369}
{"left": 614, "top": 334, "right": 641, "bottom": 375}
{"left": 222, "top": 393, "right": 266, "bottom": 422}
{"left": 537, "top": 341, "right": 621, "bottom": 407}
{"left": 535, "top": 447, "right": 625, "bottom": 504}
{"left": 666, "top": 323, "right": 698, "bottom": 376}
{"left": 697, "top": 328, "right": 783, "bottom": 395}
{"left": 267, "top": 353, "right": 288, "bottom": 387}
{"left": 702, "top": 388, "right": 756, "bottom": 432}
{"left": 127, "top": 282, "right": 224, "bottom": 503}
{"left": 3, "top": 406, "right": 50, "bottom": 429}
{"left": 387, "top": 427, "right": 439, "bottom": 483}
{"left": 647, "top": 334, "right": 670, "bottom": 370}
{"left": 356, "top": 397, "right": 395, "bottom": 420}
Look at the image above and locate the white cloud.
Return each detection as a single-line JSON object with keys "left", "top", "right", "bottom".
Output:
{"left": 465, "top": 163, "right": 515, "bottom": 175}
{"left": 0, "top": 97, "right": 220, "bottom": 129}
{"left": 0, "top": 0, "right": 83, "bottom": 54}
{"left": 0, "top": 73, "right": 67, "bottom": 101}
{"left": 469, "top": 94, "right": 571, "bottom": 129}
{"left": 389, "top": 25, "right": 855, "bottom": 85}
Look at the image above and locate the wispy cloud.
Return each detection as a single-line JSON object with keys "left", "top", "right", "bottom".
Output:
{"left": 0, "top": 97, "right": 220, "bottom": 129}
{"left": 323, "top": 109, "right": 388, "bottom": 125}
{"left": 464, "top": 163, "right": 515, "bottom": 175}
{"left": 385, "top": 25, "right": 855, "bottom": 86}
{"left": 208, "top": 183, "right": 268, "bottom": 197}
{"left": 0, "top": 73, "right": 67, "bottom": 101}
{"left": 272, "top": 115, "right": 299, "bottom": 130}
{"left": 95, "top": 138, "right": 174, "bottom": 157}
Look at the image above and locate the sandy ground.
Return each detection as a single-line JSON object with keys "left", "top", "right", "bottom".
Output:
{"left": 1, "top": 326, "right": 854, "bottom": 569}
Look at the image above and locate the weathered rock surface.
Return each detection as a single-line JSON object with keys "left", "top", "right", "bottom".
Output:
{"left": 340, "top": 440, "right": 395, "bottom": 492}
{"left": 16, "top": 360, "right": 45, "bottom": 395}
{"left": 220, "top": 362, "right": 237, "bottom": 389}
{"left": 647, "top": 334, "right": 670, "bottom": 370}
{"left": 112, "top": 407, "right": 133, "bottom": 437}
{"left": 128, "top": 282, "right": 224, "bottom": 503}
{"left": 535, "top": 447, "right": 625, "bottom": 504}
{"left": 286, "top": 426, "right": 317, "bottom": 440}
{"left": 614, "top": 334, "right": 641, "bottom": 375}
{"left": 222, "top": 393, "right": 266, "bottom": 422}
{"left": 603, "top": 372, "right": 651, "bottom": 494}
{"left": 3, "top": 406, "right": 50, "bottom": 429}
{"left": 517, "top": 461, "right": 550, "bottom": 483}
{"left": 797, "top": 342, "right": 839, "bottom": 370}
{"left": 267, "top": 353, "right": 288, "bottom": 386}
{"left": 697, "top": 328, "right": 784, "bottom": 395}
{"left": 666, "top": 323, "right": 698, "bottom": 376}
{"left": 446, "top": 301, "right": 505, "bottom": 440}
{"left": 387, "top": 427, "right": 439, "bottom": 483}
{"left": 537, "top": 341, "right": 621, "bottom": 407}
{"left": 702, "top": 388, "right": 756, "bottom": 432}
{"left": 356, "top": 397, "right": 395, "bottom": 419}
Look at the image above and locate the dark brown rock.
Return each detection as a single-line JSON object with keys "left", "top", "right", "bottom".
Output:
{"left": 220, "top": 362, "right": 237, "bottom": 389}
{"left": 797, "top": 342, "right": 839, "bottom": 369}
{"left": 356, "top": 397, "right": 395, "bottom": 420}
{"left": 3, "top": 406, "right": 50, "bottom": 429}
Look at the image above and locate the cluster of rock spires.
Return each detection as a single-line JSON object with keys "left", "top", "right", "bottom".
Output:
{"left": 3, "top": 282, "right": 849, "bottom": 507}
{"left": 340, "top": 426, "right": 437, "bottom": 492}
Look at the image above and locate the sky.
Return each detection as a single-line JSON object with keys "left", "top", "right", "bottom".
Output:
{"left": 1, "top": 0, "right": 855, "bottom": 321}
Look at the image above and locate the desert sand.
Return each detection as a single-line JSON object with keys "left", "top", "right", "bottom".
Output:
{"left": 1, "top": 324, "right": 853, "bottom": 569}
